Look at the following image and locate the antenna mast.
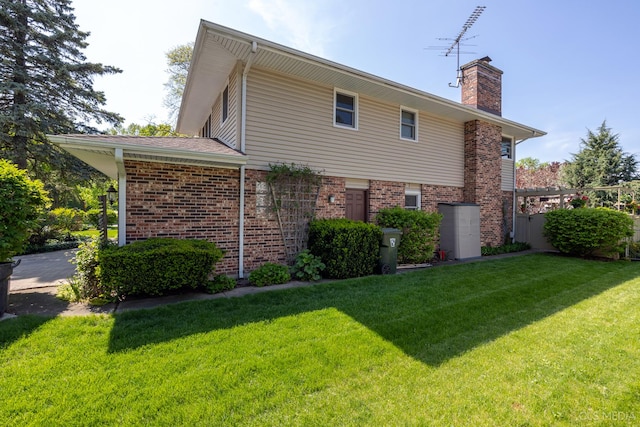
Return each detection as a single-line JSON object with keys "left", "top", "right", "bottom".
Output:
{"left": 444, "top": 6, "right": 486, "bottom": 88}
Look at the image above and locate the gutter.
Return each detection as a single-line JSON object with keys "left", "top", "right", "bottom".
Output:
{"left": 238, "top": 41, "right": 258, "bottom": 278}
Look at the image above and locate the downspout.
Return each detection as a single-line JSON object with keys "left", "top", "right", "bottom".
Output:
{"left": 115, "top": 148, "right": 127, "bottom": 247}
{"left": 238, "top": 41, "right": 258, "bottom": 278}
{"left": 512, "top": 135, "right": 532, "bottom": 243}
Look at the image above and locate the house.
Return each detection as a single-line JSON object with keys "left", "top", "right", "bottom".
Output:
{"left": 50, "top": 20, "right": 545, "bottom": 277}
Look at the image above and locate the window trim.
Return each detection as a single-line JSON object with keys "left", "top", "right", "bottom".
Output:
{"left": 221, "top": 84, "right": 229, "bottom": 124}
{"left": 400, "top": 106, "right": 419, "bottom": 141}
{"left": 333, "top": 88, "right": 358, "bottom": 130}
{"left": 405, "top": 189, "right": 421, "bottom": 210}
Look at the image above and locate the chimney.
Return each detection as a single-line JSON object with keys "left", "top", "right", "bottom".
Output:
{"left": 461, "top": 56, "right": 502, "bottom": 116}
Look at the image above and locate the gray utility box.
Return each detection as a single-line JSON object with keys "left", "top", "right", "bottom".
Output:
{"left": 379, "top": 228, "right": 401, "bottom": 274}
{"left": 438, "top": 203, "right": 481, "bottom": 260}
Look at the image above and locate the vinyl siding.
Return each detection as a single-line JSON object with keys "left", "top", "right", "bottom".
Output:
{"left": 210, "top": 64, "right": 240, "bottom": 148}
{"left": 501, "top": 158, "right": 514, "bottom": 190}
{"left": 245, "top": 68, "right": 464, "bottom": 187}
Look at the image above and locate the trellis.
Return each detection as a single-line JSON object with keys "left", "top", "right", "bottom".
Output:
{"left": 267, "top": 164, "right": 322, "bottom": 264}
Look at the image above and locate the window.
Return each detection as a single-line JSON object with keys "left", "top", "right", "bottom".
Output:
{"left": 405, "top": 189, "right": 421, "bottom": 210}
{"left": 400, "top": 107, "right": 418, "bottom": 140}
{"left": 334, "top": 89, "right": 357, "bottom": 129}
{"left": 501, "top": 136, "right": 513, "bottom": 159}
{"left": 222, "top": 85, "right": 229, "bottom": 123}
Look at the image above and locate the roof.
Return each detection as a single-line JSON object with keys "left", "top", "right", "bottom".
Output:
{"left": 48, "top": 135, "right": 246, "bottom": 179}
{"left": 177, "top": 20, "right": 546, "bottom": 140}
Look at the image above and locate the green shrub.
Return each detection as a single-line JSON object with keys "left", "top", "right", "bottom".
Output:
{"left": 29, "top": 207, "right": 84, "bottom": 246}
{"left": 290, "top": 249, "right": 325, "bottom": 281}
{"left": 99, "top": 238, "right": 224, "bottom": 297}
{"left": 308, "top": 219, "right": 382, "bottom": 279}
{"left": 84, "top": 208, "right": 118, "bottom": 228}
{"left": 203, "top": 274, "right": 237, "bottom": 294}
{"left": 376, "top": 207, "right": 442, "bottom": 264}
{"left": 0, "top": 159, "right": 49, "bottom": 261}
{"left": 481, "top": 241, "right": 531, "bottom": 256}
{"left": 59, "top": 238, "right": 114, "bottom": 302}
{"left": 248, "top": 263, "right": 291, "bottom": 287}
{"left": 544, "top": 208, "right": 634, "bottom": 257}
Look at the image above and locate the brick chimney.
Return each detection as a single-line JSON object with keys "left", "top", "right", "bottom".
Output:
{"left": 461, "top": 56, "right": 502, "bottom": 116}
{"left": 461, "top": 56, "right": 505, "bottom": 246}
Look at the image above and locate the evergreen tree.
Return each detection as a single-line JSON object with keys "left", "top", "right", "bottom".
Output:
{"left": 163, "top": 43, "right": 192, "bottom": 122}
{"left": 0, "top": 0, "right": 123, "bottom": 175}
{"left": 562, "top": 121, "right": 638, "bottom": 206}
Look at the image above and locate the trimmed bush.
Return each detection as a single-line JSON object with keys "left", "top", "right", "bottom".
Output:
{"left": 376, "top": 207, "right": 442, "bottom": 264}
{"left": 308, "top": 219, "right": 382, "bottom": 279}
{"left": 481, "top": 241, "right": 531, "bottom": 256}
{"left": 544, "top": 208, "right": 633, "bottom": 257}
{"left": 99, "top": 238, "right": 224, "bottom": 297}
{"left": 248, "top": 263, "right": 291, "bottom": 287}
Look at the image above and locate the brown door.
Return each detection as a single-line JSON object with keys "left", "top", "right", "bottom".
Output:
{"left": 346, "top": 189, "right": 367, "bottom": 222}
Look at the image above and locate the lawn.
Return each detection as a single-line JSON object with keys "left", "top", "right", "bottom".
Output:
{"left": 73, "top": 227, "right": 118, "bottom": 240}
{"left": 1, "top": 253, "right": 639, "bottom": 425}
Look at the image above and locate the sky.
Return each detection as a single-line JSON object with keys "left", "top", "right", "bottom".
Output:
{"left": 71, "top": 0, "right": 640, "bottom": 163}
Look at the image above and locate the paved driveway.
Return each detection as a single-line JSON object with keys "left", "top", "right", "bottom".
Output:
{"left": 10, "top": 249, "right": 77, "bottom": 291}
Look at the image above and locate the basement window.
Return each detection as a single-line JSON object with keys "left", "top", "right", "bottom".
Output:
{"left": 405, "top": 189, "right": 421, "bottom": 210}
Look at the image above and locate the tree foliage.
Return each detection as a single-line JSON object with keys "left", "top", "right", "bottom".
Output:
{"left": 0, "top": 159, "right": 49, "bottom": 261}
{"left": 516, "top": 159, "right": 564, "bottom": 190}
{"left": 163, "top": 43, "right": 193, "bottom": 122}
{"left": 562, "top": 121, "right": 638, "bottom": 206}
{"left": 108, "top": 122, "right": 180, "bottom": 136}
{"left": 0, "top": 0, "right": 122, "bottom": 175}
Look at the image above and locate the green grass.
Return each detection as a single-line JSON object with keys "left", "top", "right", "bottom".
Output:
{"left": 73, "top": 227, "right": 118, "bottom": 239}
{"left": 1, "top": 254, "right": 639, "bottom": 425}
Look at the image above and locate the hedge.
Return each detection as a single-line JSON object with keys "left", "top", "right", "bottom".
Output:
{"left": 543, "top": 207, "right": 633, "bottom": 257}
{"left": 308, "top": 219, "right": 382, "bottom": 279}
{"left": 99, "top": 238, "right": 224, "bottom": 297}
{"left": 376, "top": 207, "right": 442, "bottom": 264}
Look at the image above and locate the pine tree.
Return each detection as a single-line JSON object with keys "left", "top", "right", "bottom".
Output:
{"left": 562, "top": 121, "right": 638, "bottom": 206}
{"left": 0, "top": 0, "right": 123, "bottom": 175}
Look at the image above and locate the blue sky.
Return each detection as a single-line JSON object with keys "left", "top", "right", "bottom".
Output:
{"left": 72, "top": 0, "right": 640, "bottom": 163}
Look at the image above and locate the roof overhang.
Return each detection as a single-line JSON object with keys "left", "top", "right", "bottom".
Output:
{"left": 177, "top": 20, "right": 546, "bottom": 140}
{"left": 48, "top": 135, "right": 247, "bottom": 179}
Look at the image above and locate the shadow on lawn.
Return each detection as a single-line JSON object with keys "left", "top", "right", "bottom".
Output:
{"left": 107, "top": 254, "right": 636, "bottom": 366}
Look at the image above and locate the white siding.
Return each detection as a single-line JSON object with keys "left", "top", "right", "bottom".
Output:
{"left": 501, "top": 158, "right": 514, "bottom": 191}
{"left": 245, "top": 68, "right": 464, "bottom": 187}
{"left": 210, "top": 64, "right": 240, "bottom": 148}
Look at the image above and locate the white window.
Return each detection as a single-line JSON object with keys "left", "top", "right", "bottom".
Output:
{"left": 334, "top": 89, "right": 358, "bottom": 129}
{"left": 405, "top": 189, "right": 421, "bottom": 210}
{"left": 222, "top": 85, "right": 229, "bottom": 123}
{"left": 501, "top": 136, "right": 513, "bottom": 159}
{"left": 400, "top": 107, "right": 418, "bottom": 141}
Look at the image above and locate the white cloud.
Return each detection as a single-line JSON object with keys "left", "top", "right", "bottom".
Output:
{"left": 248, "top": 0, "right": 338, "bottom": 57}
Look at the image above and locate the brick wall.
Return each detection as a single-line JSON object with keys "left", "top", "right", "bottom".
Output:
{"left": 368, "top": 180, "right": 404, "bottom": 221}
{"left": 315, "top": 176, "right": 346, "bottom": 219}
{"left": 125, "top": 160, "right": 241, "bottom": 274}
{"left": 422, "top": 184, "right": 464, "bottom": 211}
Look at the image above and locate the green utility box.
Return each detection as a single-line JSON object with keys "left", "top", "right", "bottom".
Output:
{"left": 379, "top": 228, "right": 401, "bottom": 274}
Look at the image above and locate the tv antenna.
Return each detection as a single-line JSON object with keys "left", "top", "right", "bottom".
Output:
{"left": 432, "top": 6, "right": 486, "bottom": 88}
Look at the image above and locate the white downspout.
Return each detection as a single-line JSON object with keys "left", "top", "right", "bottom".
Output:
{"left": 238, "top": 41, "right": 258, "bottom": 278}
{"left": 115, "top": 148, "right": 127, "bottom": 247}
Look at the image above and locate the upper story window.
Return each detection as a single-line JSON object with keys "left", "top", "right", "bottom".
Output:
{"left": 222, "top": 85, "right": 229, "bottom": 123}
{"left": 334, "top": 89, "right": 358, "bottom": 129}
{"left": 501, "top": 136, "right": 513, "bottom": 159}
{"left": 400, "top": 107, "right": 418, "bottom": 141}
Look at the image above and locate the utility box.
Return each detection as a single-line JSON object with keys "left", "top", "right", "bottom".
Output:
{"left": 379, "top": 228, "right": 401, "bottom": 274}
{"left": 438, "top": 203, "right": 481, "bottom": 260}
